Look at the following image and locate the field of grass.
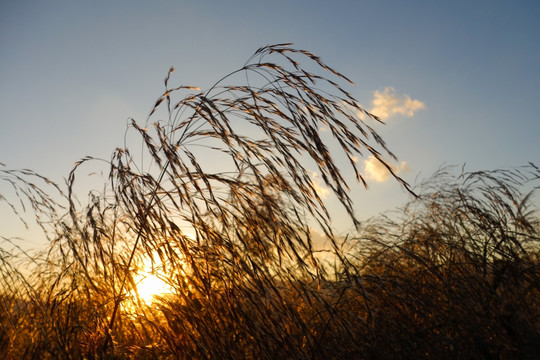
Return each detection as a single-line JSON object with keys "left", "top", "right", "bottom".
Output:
{"left": 1, "top": 44, "right": 539, "bottom": 359}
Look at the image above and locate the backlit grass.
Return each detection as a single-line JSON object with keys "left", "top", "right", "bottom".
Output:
{"left": 1, "top": 45, "right": 539, "bottom": 359}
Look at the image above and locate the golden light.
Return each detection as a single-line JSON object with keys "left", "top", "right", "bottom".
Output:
{"left": 131, "top": 258, "right": 173, "bottom": 305}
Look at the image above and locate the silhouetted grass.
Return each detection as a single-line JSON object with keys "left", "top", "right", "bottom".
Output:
{"left": 1, "top": 45, "right": 539, "bottom": 359}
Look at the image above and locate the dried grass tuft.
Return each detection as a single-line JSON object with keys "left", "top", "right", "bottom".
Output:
{"left": 1, "top": 46, "right": 539, "bottom": 359}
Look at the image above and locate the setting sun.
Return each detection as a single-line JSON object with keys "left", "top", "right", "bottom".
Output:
{"left": 132, "top": 259, "right": 173, "bottom": 304}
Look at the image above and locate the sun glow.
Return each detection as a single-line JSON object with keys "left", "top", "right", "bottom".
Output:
{"left": 132, "top": 259, "right": 173, "bottom": 305}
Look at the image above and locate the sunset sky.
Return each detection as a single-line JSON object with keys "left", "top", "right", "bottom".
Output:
{"left": 1, "top": 1, "right": 539, "bottom": 242}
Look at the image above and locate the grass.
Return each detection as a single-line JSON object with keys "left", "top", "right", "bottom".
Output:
{"left": 1, "top": 44, "right": 539, "bottom": 359}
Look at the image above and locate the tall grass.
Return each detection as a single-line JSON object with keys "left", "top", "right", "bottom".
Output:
{"left": 1, "top": 45, "right": 539, "bottom": 359}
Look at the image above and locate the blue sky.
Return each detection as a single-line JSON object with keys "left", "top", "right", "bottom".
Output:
{"left": 1, "top": 1, "right": 539, "bottom": 241}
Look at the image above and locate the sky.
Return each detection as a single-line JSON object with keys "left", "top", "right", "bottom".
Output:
{"left": 1, "top": 0, "right": 539, "bottom": 246}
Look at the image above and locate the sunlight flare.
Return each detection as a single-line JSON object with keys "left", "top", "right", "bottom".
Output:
{"left": 132, "top": 258, "right": 173, "bottom": 304}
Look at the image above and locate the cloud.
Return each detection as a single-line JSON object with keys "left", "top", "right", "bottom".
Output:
{"left": 370, "top": 87, "right": 425, "bottom": 119}
{"left": 311, "top": 172, "right": 330, "bottom": 199}
{"left": 363, "top": 155, "right": 409, "bottom": 183}
{"left": 339, "top": 100, "right": 367, "bottom": 121}
{"left": 319, "top": 125, "right": 329, "bottom": 132}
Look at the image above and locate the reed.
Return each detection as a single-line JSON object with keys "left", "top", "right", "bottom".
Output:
{"left": 1, "top": 45, "right": 539, "bottom": 359}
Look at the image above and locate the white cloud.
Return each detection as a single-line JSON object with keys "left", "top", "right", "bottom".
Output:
{"left": 363, "top": 156, "right": 409, "bottom": 183}
{"left": 339, "top": 100, "right": 367, "bottom": 120}
{"left": 311, "top": 172, "right": 330, "bottom": 199}
{"left": 370, "top": 87, "right": 426, "bottom": 119}
{"left": 319, "top": 125, "right": 329, "bottom": 132}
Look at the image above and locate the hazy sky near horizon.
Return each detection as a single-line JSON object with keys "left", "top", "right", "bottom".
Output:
{"left": 1, "top": 0, "right": 539, "bottom": 240}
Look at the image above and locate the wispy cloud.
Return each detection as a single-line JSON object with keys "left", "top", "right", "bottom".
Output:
{"left": 363, "top": 155, "right": 409, "bottom": 183}
{"left": 370, "top": 87, "right": 425, "bottom": 119}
